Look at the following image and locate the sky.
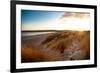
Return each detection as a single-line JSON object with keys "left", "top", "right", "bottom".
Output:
{"left": 21, "top": 10, "right": 90, "bottom": 31}
{"left": 21, "top": 10, "right": 64, "bottom": 25}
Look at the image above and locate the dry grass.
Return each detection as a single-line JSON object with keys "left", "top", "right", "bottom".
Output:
{"left": 21, "top": 30, "right": 90, "bottom": 62}
{"left": 21, "top": 45, "right": 61, "bottom": 62}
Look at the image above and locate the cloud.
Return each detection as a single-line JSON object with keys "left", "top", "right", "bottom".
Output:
{"left": 61, "top": 12, "right": 90, "bottom": 19}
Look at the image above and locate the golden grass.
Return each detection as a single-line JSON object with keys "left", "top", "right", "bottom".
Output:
{"left": 21, "top": 45, "right": 61, "bottom": 62}
{"left": 21, "top": 31, "right": 90, "bottom": 62}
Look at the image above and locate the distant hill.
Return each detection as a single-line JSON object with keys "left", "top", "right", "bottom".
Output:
{"left": 22, "top": 30, "right": 61, "bottom": 32}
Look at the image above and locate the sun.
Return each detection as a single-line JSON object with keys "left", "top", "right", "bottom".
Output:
{"left": 48, "top": 17, "right": 90, "bottom": 31}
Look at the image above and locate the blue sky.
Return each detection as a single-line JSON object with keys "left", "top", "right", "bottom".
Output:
{"left": 21, "top": 10, "right": 64, "bottom": 27}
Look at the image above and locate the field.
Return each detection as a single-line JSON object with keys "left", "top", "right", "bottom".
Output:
{"left": 21, "top": 30, "right": 90, "bottom": 63}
